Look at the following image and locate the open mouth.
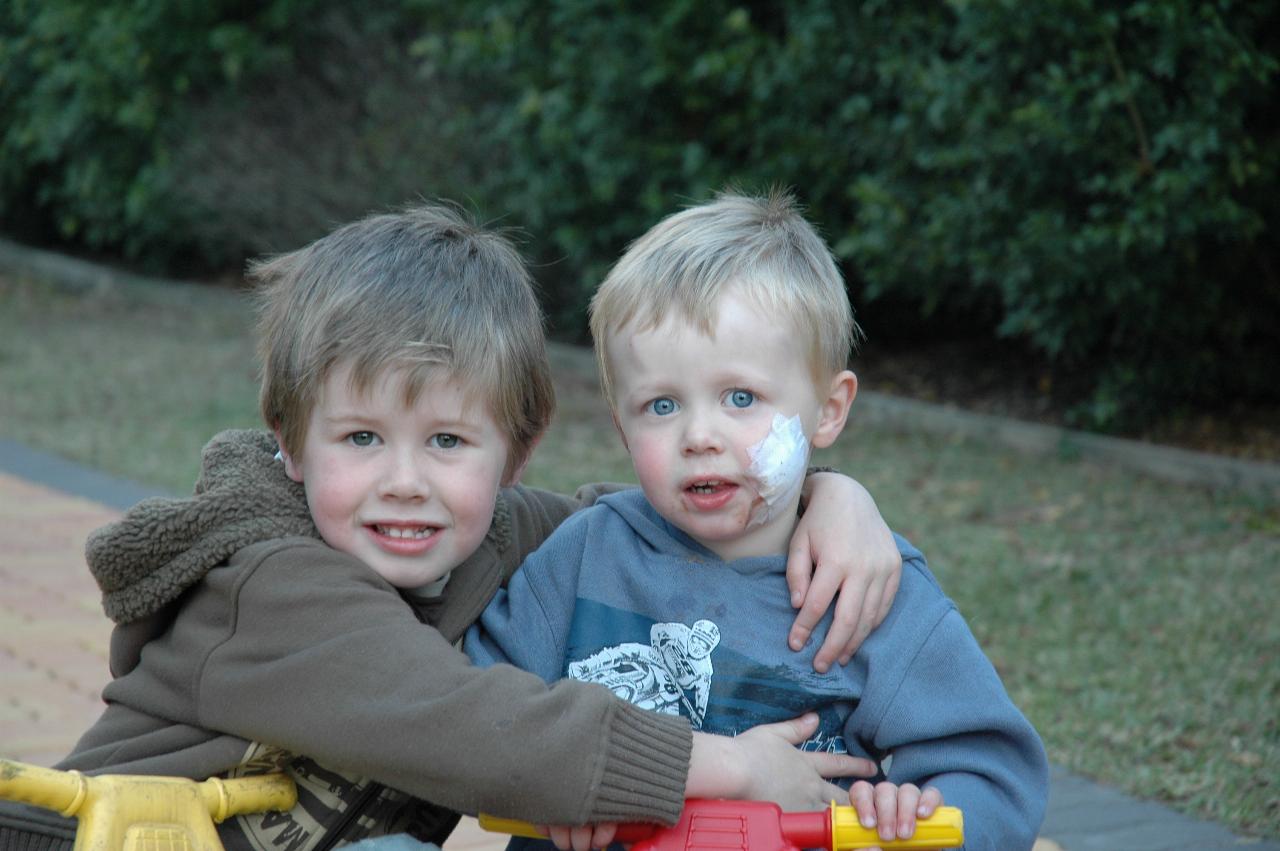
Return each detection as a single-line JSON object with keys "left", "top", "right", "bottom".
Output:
{"left": 373, "top": 524, "right": 435, "bottom": 539}
{"left": 683, "top": 480, "right": 739, "bottom": 512}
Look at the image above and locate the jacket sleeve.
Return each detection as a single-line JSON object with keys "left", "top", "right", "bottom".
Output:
{"left": 850, "top": 600, "right": 1049, "bottom": 851}
{"left": 187, "top": 538, "right": 690, "bottom": 826}
{"left": 464, "top": 511, "right": 592, "bottom": 680}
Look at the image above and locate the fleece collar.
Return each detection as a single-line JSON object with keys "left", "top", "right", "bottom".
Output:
{"left": 86, "top": 429, "right": 319, "bottom": 624}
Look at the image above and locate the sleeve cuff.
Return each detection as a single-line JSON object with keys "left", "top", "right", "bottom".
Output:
{"left": 590, "top": 702, "right": 691, "bottom": 825}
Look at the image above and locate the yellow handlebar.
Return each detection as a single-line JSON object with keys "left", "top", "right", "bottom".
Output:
{"left": 0, "top": 758, "right": 297, "bottom": 851}
{"left": 0, "top": 758, "right": 88, "bottom": 817}
{"left": 198, "top": 772, "right": 299, "bottom": 822}
{"left": 830, "top": 801, "right": 964, "bottom": 849}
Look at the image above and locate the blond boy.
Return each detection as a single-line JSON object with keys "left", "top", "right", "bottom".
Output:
{"left": 466, "top": 192, "right": 1049, "bottom": 850}
{"left": 0, "top": 203, "right": 902, "bottom": 851}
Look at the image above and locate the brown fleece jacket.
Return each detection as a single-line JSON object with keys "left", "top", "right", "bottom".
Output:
{"left": 0, "top": 430, "right": 690, "bottom": 851}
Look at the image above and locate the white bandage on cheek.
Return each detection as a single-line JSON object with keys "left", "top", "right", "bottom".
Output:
{"left": 745, "top": 413, "right": 809, "bottom": 529}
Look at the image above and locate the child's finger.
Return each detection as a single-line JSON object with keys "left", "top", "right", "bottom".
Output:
{"left": 917, "top": 785, "right": 944, "bottom": 817}
{"left": 873, "top": 570, "right": 901, "bottom": 634}
{"left": 825, "top": 581, "right": 870, "bottom": 666}
{"left": 894, "top": 783, "right": 922, "bottom": 839}
{"left": 849, "top": 780, "right": 878, "bottom": 830}
{"left": 837, "top": 565, "right": 903, "bottom": 665}
{"left": 569, "top": 824, "right": 595, "bottom": 851}
{"left": 801, "top": 749, "right": 878, "bottom": 779}
{"left": 760, "top": 710, "right": 821, "bottom": 744}
{"left": 544, "top": 825, "right": 570, "bottom": 851}
{"left": 590, "top": 823, "right": 618, "bottom": 849}
{"left": 791, "top": 570, "right": 843, "bottom": 669}
{"left": 787, "top": 551, "right": 832, "bottom": 658}
{"left": 873, "top": 782, "right": 899, "bottom": 843}
{"left": 784, "top": 536, "right": 814, "bottom": 611}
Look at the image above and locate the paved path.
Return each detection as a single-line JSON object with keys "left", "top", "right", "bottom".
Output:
{"left": 0, "top": 438, "right": 1273, "bottom": 850}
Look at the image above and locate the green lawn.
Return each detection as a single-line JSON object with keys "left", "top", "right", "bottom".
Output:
{"left": 2, "top": 272, "right": 1276, "bottom": 838}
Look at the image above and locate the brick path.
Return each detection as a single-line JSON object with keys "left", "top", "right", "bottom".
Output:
{"left": 0, "top": 439, "right": 1273, "bottom": 851}
{"left": 0, "top": 471, "right": 115, "bottom": 767}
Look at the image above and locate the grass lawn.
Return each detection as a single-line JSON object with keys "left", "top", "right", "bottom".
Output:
{"left": 2, "top": 271, "right": 1277, "bottom": 838}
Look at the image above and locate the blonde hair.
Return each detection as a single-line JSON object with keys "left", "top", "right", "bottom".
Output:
{"left": 589, "top": 189, "right": 860, "bottom": 406}
{"left": 252, "top": 203, "right": 554, "bottom": 478}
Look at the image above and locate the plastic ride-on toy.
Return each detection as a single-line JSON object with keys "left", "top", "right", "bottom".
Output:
{"left": 481, "top": 798, "right": 964, "bottom": 851}
{"left": 0, "top": 757, "right": 296, "bottom": 851}
{"left": 3, "top": 757, "right": 964, "bottom": 851}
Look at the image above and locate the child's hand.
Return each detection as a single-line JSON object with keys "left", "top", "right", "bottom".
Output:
{"left": 540, "top": 822, "right": 618, "bottom": 851}
{"left": 788, "top": 473, "right": 902, "bottom": 672}
{"left": 687, "top": 713, "right": 878, "bottom": 811}
{"left": 849, "top": 780, "right": 943, "bottom": 847}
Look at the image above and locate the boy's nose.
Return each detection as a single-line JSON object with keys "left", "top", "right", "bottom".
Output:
{"left": 380, "top": 452, "right": 430, "bottom": 501}
{"left": 681, "top": 411, "right": 724, "bottom": 455}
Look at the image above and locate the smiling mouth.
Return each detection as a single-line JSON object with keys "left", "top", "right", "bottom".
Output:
{"left": 373, "top": 524, "right": 435, "bottom": 539}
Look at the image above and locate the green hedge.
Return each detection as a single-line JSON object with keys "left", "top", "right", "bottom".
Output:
{"left": 417, "top": 0, "right": 1279, "bottom": 428}
{"left": 0, "top": 0, "right": 315, "bottom": 263}
{"left": 3, "top": 0, "right": 1277, "bottom": 429}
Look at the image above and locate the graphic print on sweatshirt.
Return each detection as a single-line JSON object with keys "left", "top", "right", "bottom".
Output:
{"left": 569, "top": 618, "right": 720, "bottom": 725}
{"left": 565, "top": 600, "right": 853, "bottom": 755}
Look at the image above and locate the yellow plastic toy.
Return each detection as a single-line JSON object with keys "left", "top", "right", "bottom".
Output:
{"left": 0, "top": 758, "right": 297, "bottom": 851}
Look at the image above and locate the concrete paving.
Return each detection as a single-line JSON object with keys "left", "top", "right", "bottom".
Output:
{"left": 0, "top": 438, "right": 1274, "bottom": 850}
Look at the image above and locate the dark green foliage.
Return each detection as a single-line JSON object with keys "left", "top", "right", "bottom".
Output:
{"left": 836, "top": 1, "right": 1280, "bottom": 429}
{"left": 0, "top": 0, "right": 314, "bottom": 262}
{"left": 417, "top": 0, "right": 1279, "bottom": 428}
{"left": 0, "top": 0, "right": 470, "bottom": 270}
{"left": 157, "top": 6, "right": 482, "bottom": 268}
{"left": 2, "top": 0, "right": 1277, "bottom": 428}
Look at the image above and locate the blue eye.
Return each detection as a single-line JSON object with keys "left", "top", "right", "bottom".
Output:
{"left": 647, "top": 397, "right": 679, "bottom": 416}
{"left": 349, "top": 431, "right": 377, "bottom": 447}
{"left": 727, "top": 389, "right": 755, "bottom": 408}
{"left": 432, "top": 433, "right": 461, "bottom": 449}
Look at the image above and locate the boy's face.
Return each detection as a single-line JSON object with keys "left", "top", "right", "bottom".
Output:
{"left": 606, "top": 290, "right": 855, "bottom": 561}
{"left": 278, "top": 362, "right": 513, "bottom": 589}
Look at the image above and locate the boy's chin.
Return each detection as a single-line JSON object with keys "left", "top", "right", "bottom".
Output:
{"left": 370, "top": 559, "right": 452, "bottom": 592}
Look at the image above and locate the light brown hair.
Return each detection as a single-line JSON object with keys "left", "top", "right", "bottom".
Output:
{"left": 589, "top": 189, "right": 860, "bottom": 407}
{"left": 252, "top": 203, "right": 554, "bottom": 478}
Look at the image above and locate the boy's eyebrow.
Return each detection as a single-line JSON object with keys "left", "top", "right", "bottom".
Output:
{"left": 321, "top": 407, "right": 493, "bottom": 433}
{"left": 317, "top": 408, "right": 378, "bottom": 424}
{"left": 314, "top": 409, "right": 393, "bottom": 431}
{"left": 426, "top": 414, "right": 489, "bottom": 432}
{"left": 627, "top": 366, "right": 771, "bottom": 392}
{"left": 617, "top": 378, "right": 674, "bottom": 398}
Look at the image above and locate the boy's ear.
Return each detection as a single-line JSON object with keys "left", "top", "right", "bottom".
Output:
{"left": 502, "top": 434, "right": 543, "bottom": 487}
{"left": 273, "top": 430, "right": 305, "bottom": 483}
{"left": 811, "top": 370, "right": 858, "bottom": 450}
